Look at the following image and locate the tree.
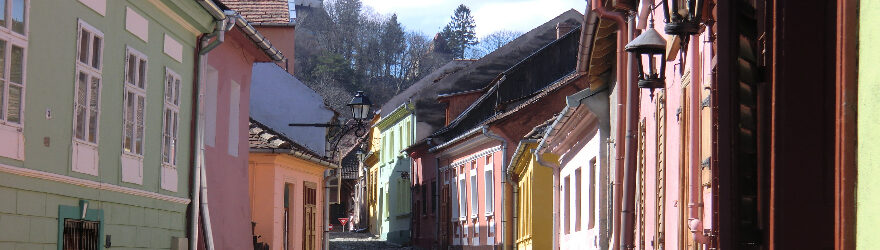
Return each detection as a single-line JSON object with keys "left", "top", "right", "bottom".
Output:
{"left": 380, "top": 14, "right": 406, "bottom": 78}
{"left": 440, "top": 4, "right": 478, "bottom": 59}
{"left": 469, "top": 30, "right": 524, "bottom": 58}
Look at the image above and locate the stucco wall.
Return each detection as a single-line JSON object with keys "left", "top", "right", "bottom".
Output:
{"left": 558, "top": 129, "right": 601, "bottom": 250}
{"left": 250, "top": 63, "right": 333, "bottom": 156}
{"left": 858, "top": 1, "right": 880, "bottom": 248}
{"left": 203, "top": 28, "right": 261, "bottom": 250}
{"left": 0, "top": 1, "right": 210, "bottom": 249}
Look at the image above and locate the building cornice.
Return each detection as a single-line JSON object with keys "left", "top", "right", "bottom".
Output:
{"left": 375, "top": 102, "right": 414, "bottom": 131}
{"left": 0, "top": 163, "right": 190, "bottom": 204}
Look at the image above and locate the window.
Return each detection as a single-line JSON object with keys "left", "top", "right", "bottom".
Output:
{"left": 0, "top": 0, "right": 27, "bottom": 128}
{"left": 458, "top": 173, "right": 466, "bottom": 219}
{"left": 73, "top": 20, "right": 102, "bottom": 144}
{"left": 63, "top": 219, "right": 100, "bottom": 250}
{"left": 422, "top": 184, "right": 427, "bottom": 214}
{"left": 564, "top": 175, "right": 570, "bottom": 234}
{"left": 122, "top": 47, "right": 147, "bottom": 156}
{"left": 575, "top": 167, "right": 581, "bottom": 231}
{"left": 162, "top": 69, "right": 181, "bottom": 166}
{"left": 470, "top": 161, "right": 478, "bottom": 217}
{"left": 431, "top": 180, "right": 437, "bottom": 213}
{"left": 588, "top": 158, "right": 597, "bottom": 229}
{"left": 227, "top": 80, "right": 240, "bottom": 156}
{"left": 484, "top": 156, "right": 494, "bottom": 214}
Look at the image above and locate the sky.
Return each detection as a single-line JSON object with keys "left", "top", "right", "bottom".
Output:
{"left": 358, "top": 0, "right": 588, "bottom": 38}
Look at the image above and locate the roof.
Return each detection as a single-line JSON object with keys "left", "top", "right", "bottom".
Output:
{"left": 432, "top": 24, "right": 583, "bottom": 141}
{"left": 382, "top": 10, "right": 584, "bottom": 142}
{"left": 249, "top": 117, "right": 324, "bottom": 159}
{"left": 525, "top": 116, "right": 558, "bottom": 140}
{"left": 379, "top": 59, "right": 474, "bottom": 117}
{"left": 219, "top": 0, "right": 291, "bottom": 24}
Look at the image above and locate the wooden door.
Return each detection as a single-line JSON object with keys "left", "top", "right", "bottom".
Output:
{"left": 440, "top": 184, "right": 450, "bottom": 247}
{"left": 303, "top": 182, "right": 317, "bottom": 250}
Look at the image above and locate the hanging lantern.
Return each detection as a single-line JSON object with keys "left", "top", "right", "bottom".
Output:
{"left": 626, "top": 27, "right": 668, "bottom": 93}
{"left": 347, "top": 91, "right": 372, "bottom": 120}
{"left": 661, "top": 0, "right": 704, "bottom": 36}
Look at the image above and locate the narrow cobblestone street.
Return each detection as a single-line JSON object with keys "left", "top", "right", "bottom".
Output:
{"left": 329, "top": 232, "right": 419, "bottom": 250}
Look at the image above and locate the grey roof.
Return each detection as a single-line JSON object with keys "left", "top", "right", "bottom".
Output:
{"left": 380, "top": 9, "right": 584, "bottom": 141}
{"left": 378, "top": 59, "right": 475, "bottom": 118}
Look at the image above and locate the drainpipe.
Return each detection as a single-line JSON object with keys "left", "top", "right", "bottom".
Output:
{"left": 481, "top": 126, "right": 507, "bottom": 248}
{"left": 619, "top": 13, "right": 639, "bottom": 250}
{"left": 590, "top": 0, "right": 626, "bottom": 249}
{"left": 687, "top": 32, "right": 710, "bottom": 245}
{"left": 324, "top": 170, "right": 334, "bottom": 250}
{"left": 189, "top": 9, "right": 234, "bottom": 249}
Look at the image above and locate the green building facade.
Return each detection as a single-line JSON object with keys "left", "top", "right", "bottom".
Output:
{"left": 0, "top": 1, "right": 212, "bottom": 249}
{"left": 859, "top": 0, "right": 880, "bottom": 248}
{"left": 373, "top": 102, "right": 414, "bottom": 244}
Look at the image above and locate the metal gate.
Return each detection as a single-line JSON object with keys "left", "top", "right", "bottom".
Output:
{"left": 63, "top": 219, "right": 100, "bottom": 250}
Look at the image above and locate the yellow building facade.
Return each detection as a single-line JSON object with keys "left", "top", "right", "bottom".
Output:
{"left": 509, "top": 142, "right": 556, "bottom": 250}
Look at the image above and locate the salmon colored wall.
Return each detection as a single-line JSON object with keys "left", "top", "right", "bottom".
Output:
{"left": 249, "top": 153, "right": 329, "bottom": 250}
{"left": 255, "top": 26, "right": 295, "bottom": 74}
{"left": 440, "top": 92, "right": 484, "bottom": 126}
{"left": 438, "top": 139, "right": 503, "bottom": 248}
{"left": 633, "top": 5, "right": 715, "bottom": 249}
{"left": 201, "top": 28, "right": 265, "bottom": 250}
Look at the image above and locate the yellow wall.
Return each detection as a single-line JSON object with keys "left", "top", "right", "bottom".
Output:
{"left": 511, "top": 143, "right": 556, "bottom": 250}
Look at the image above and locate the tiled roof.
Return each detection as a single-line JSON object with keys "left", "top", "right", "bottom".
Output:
{"left": 219, "top": 0, "right": 291, "bottom": 24}
{"left": 249, "top": 117, "right": 324, "bottom": 159}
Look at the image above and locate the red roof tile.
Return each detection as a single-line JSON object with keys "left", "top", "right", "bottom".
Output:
{"left": 219, "top": 0, "right": 291, "bottom": 24}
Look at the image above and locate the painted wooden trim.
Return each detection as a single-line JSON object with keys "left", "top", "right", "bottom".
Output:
{"left": 0, "top": 163, "right": 190, "bottom": 204}
{"left": 448, "top": 146, "right": 501, "bottom": 168}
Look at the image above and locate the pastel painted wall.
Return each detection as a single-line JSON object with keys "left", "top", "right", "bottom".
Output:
{"left": 558, "top": 130, "right": 601, "bottom": 250}
{"left": 409, "top": 145, "right": 439, "bottom": 248}
{"left": 437, "top": 140, "right": 503, "bottom": 248}
{"left": 0, "top": 0, "right": 212, "bottom": 249}
{"left": 248, "top": 153, "right": 328, "bottom": 250}
{"left": 375, "top": 106, "right": 415, "bottom": 243}
{"left": 202, "top": 27, "right": 265, "bottom": 250}
{"left": 250, "top": 62, "right": 333, "bottom": 156}
{"left": 858, "top": 0, "right": 880, "bottom": 248}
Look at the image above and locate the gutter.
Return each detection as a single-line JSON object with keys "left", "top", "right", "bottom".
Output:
{"left": 428, "top": 126, "right": 484, "bottom": 153}
{"left": 589, "top": 0, "right": 628, "bottom": 248}
{"left": 189, "top": 1, "right": 288, "bottom": 249}
{"left": 506, "top": 139, "right": 539, "bottom": 250}
{"left": 620, "top": 13, "right": 639, "bottom": 250}
{"left": 481, "top": 126, "right": 508, "bottom": 249}
{"left": 196, "top": 0, "right": 285, "bottom": 62}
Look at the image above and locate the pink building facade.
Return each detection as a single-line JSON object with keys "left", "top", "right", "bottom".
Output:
{"left": 434, "top": 136, "right": 504, "bottom": 249}
{"left": 200, "top": 25, "right": 277, "bottom": 249}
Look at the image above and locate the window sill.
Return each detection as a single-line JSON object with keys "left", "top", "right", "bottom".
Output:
{"left": 470, "top": 214, "right": 478, "bottom": 219}
{"left": 484, "top": 212, "right": 494, "bottom": 217}
{"left": 121, "top": 151, "right": 144, "bottom": 159}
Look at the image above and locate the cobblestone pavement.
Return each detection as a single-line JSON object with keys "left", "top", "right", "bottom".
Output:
{"left": 329, "top": 232, "right": 419, "bottom": 250}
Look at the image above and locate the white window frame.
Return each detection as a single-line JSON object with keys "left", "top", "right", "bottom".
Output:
{"left": 161, "top": 68, "right": 180, "bottom": 167}
{"left": 458, "top": 171, "right": 466, "bottom": 220}
{"left": 470, "top": 161, "right": 478, "bottom": 218}
{"left": 121, "top": 47, "right": 148, "bottom": 157}
{"left": 70, "top": 20, "right": 102, "bottom": 176}
{"left": 120, "top": 47, "right": 147, "bottom": 185}
{"left": 0, "top": 0, "right": 28, "bottom": 127}
{"left": 160, "top": 68, "right": 181, "bottom": 191}
{"left": 484, "top": 155, "right": 494, "bottom": 215}
{"left": 0, "top": 0, "right": 27, "bottom": 161}
{"left": 72, "top": 20, "right": 103, "bottom": 146}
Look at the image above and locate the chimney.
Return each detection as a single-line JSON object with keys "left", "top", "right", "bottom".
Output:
{"left": 556, "top": 22, "right": 574, "bottom": 39}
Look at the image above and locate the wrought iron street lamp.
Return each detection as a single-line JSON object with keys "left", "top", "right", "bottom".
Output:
{"left": 289, "top": 91, "right": 373, "bottom": 159}
{"left": 626, "top": 24, "right": 668, "bottom": 96}
{"left": 660, "top": 0, "right": 704, "bottom": 36}
{"left": 348, "top": 91, "right": 372, "bottom": 121}
{"left": 355, "top": 147, "right": 367, "bottom": 163}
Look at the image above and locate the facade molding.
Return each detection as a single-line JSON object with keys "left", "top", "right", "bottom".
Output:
{"left": 0, "top": 163, "right": 191, "bottom": 204}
